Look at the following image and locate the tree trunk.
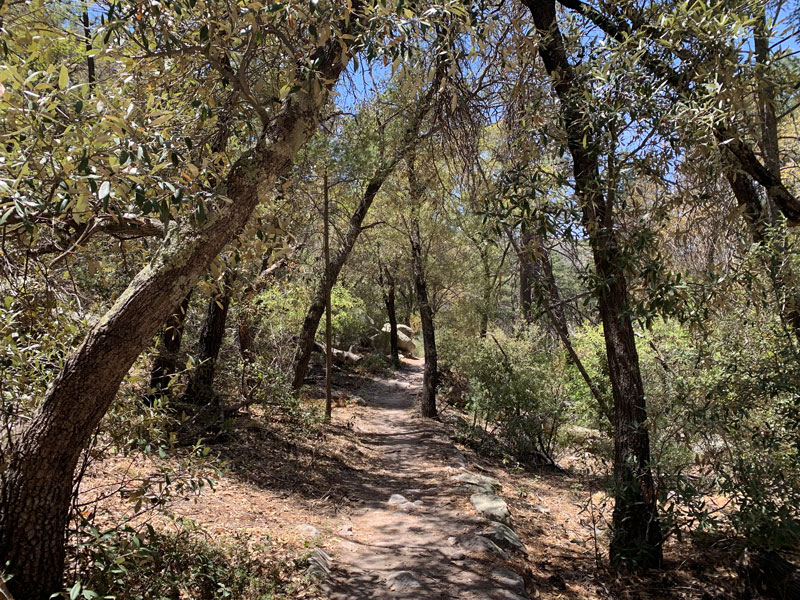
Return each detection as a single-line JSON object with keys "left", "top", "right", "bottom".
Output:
{"left": 407, "top": 154, "right": 438, "bottom": 419}
{"left": 524, "top": 0, "right": 662, "bottom": 568}
{"left": 380, "top": 263, "right": 400, "bottom": 366}
{"left": 183, "top": 273, "right": 232, "bottom": 407}
{"left": 0, "top": 21, "right": 355, "bottom": 598}
{"left": 291, "top": 166, "right": 391, "bottom": 389}
{"left": 411, "top": 215, "right": 438, "bottom": 419}
{"left": 148, "top": 291, "right": 192, "bottom": 401}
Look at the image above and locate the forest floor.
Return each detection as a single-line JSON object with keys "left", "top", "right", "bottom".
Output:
{"left": 83, "top": 357, "right": 746, "bottom": 599}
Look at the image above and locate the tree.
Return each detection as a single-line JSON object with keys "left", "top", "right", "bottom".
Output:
{"left": 407, "top": 152, "right": 439, "bottom": 419}
{"left": 523, "top": 0, "right": 662, "bottom": 568}
{"left": 0, "top": 2, "right": 365, "bottom": 595}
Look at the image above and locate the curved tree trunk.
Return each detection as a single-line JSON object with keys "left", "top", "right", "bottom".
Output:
{"left": 524, "top": 0, "right": 661, "bottom": 568}
{"left": 0, "top": 22, "right": 356, "bottom": 598}
{"left": 291, "top": 77, "right": 438, "bottom": 389}
{"left": 291, "top": 169, "right": 389, "bottom": 389}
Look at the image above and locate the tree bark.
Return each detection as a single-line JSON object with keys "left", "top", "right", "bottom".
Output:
{"left": 0, "top": 17, "right": 356, "bottom": 598}
{"left": 148, "top": 291, "right": 192, "bottom": 401}
{"left": 524, "top": 0, "right": 662, "bottom": 568}
{"left": 183, "top": 273, "right": 232, "bottom": 407}
{"left": 408, "top": 155, "right": 438, "bottom": 419}
{"left": 518, "top": 225, "right": 536, "bottom": 322}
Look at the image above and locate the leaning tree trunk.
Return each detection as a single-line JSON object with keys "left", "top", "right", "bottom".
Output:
{"left": 183, "top": 272, "right": 232, "bottom": 407}
{"left": 148, "top": 291, "right": 192, "bottom": 401}
{"left": 0, "top": 20, "right": 356, "bottom": 598}
{"left": 525, "top": 0, "right": 662, "bottom": 568}
{"left": 292, "top": 76, "right": 438, "bottom": 389}
{"left": 291, "top": 167, "right": 390, "bottom": 389}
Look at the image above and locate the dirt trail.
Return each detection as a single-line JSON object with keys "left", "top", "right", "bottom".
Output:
{"left": 320, "top": 358, "right": 529, "bottom": 600}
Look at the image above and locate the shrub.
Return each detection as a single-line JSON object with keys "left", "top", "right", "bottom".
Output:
{"left": 64, "top": 521, "right": 307, "bottom": 600}
{"left": 570, "top": 314, "right": 800, "bottom": 550}
{"left": 439, "top": 326, "right": 569, "bottom": 465}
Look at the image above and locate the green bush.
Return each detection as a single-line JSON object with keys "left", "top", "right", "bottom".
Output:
{"left": 65, "top": 521, "right": 306, "bottom": 600}
{"left": 251, "top": 282, "right": 368, "bottom": 353}
{"left": 439, "top": 326, "right": 569, "bottom": 465}
{"left": 570, "top": 314, "right": 800, "bottom": 550}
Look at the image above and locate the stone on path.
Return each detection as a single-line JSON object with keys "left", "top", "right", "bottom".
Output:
{"left": 307, "top": 548, "right": 332, "bottom": 579}
{"left": 491, "top": 567, "right": 526, "bottom": 594}
{"left": 452, "top": 471, "right": 500, "bottom": 493}
{"left": 388, "top": 493, "right": 422, "bottom": 511}
{"left": 470, "top": 492, "right": 511, "bottom": 525}
{"left": 479, "top": 521, "right": 528, "bottom": 555}
{"left": 456, "top": 534, "right": 508, "bottom": 558}
{"left": 386, "top": 570, "right": 421, "bottom": 592}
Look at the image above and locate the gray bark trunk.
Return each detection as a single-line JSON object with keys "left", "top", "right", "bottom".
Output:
{"left": 525, "top": 0, "right": 661, "bottom": 568}
{"left": 407, "top": 153, "right": 437, "bottom": 419}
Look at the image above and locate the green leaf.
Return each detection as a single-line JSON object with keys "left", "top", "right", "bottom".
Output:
{"left": 58, "top": 65, "right": 69, "bottom": 89}
{"left": 69, "top": 582, "right": 81, "bottom": 600}
{"left": 98, "top": 181, "right": 110, "bottom": 200}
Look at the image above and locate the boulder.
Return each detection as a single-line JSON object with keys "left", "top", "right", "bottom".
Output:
{"left": 371, "top": 330, "right": 415, "bottom": 354}
{"left": 382, "top": 323, "right": 415, "bottom": 339}
{"left": 479, "top": 521, "right": 528, "bottom": 555}
{"left": 470, "top": 493, "right": 512, "bottom": 525}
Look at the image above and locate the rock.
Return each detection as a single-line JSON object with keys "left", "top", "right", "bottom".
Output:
{"left": 306, "top": 548, "right": 332, "bottom": 579}
{"left": 339, "top": 524, "right": 353, "bottom": 536}
{"left": 371, "top": 329, "right": 416, "bottom": 354}
{"left": 312, "top": 341, "right": 362, "bottom": 364}
{"left": 296, "top": 524, "right": 319, "bottom": 538}
{"left": 382, "top": 323, "right": 415, "bottom": 339}
{"left": 456, "top": 534, "right": 508, "bottom": 558}
{"left": 470, "top": 493, "right": 511, "bottom": 525}
{"left": 491, "top": 567, "right": 526, "bottom": 594}
{"left": 495, "top": 591, "right": 529, "bottom": 600}
{"left": 451, "top": 471, "right": 500, "bottom": 493}
{"left": 533, "top": 505, "right": 551, "bottom": 514}
{"left": 386, "top": 570, "right": 421, "bottom": 592}
{"left": 388, "top": 493, "right": 421, "bottom": 511}
{"left": 479, "top": 522, "right": 528, "bottom": 555}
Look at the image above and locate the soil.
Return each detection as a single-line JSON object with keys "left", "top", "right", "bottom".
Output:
{"left": 81, "top": 357, "right": 747, "bottom": 599}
